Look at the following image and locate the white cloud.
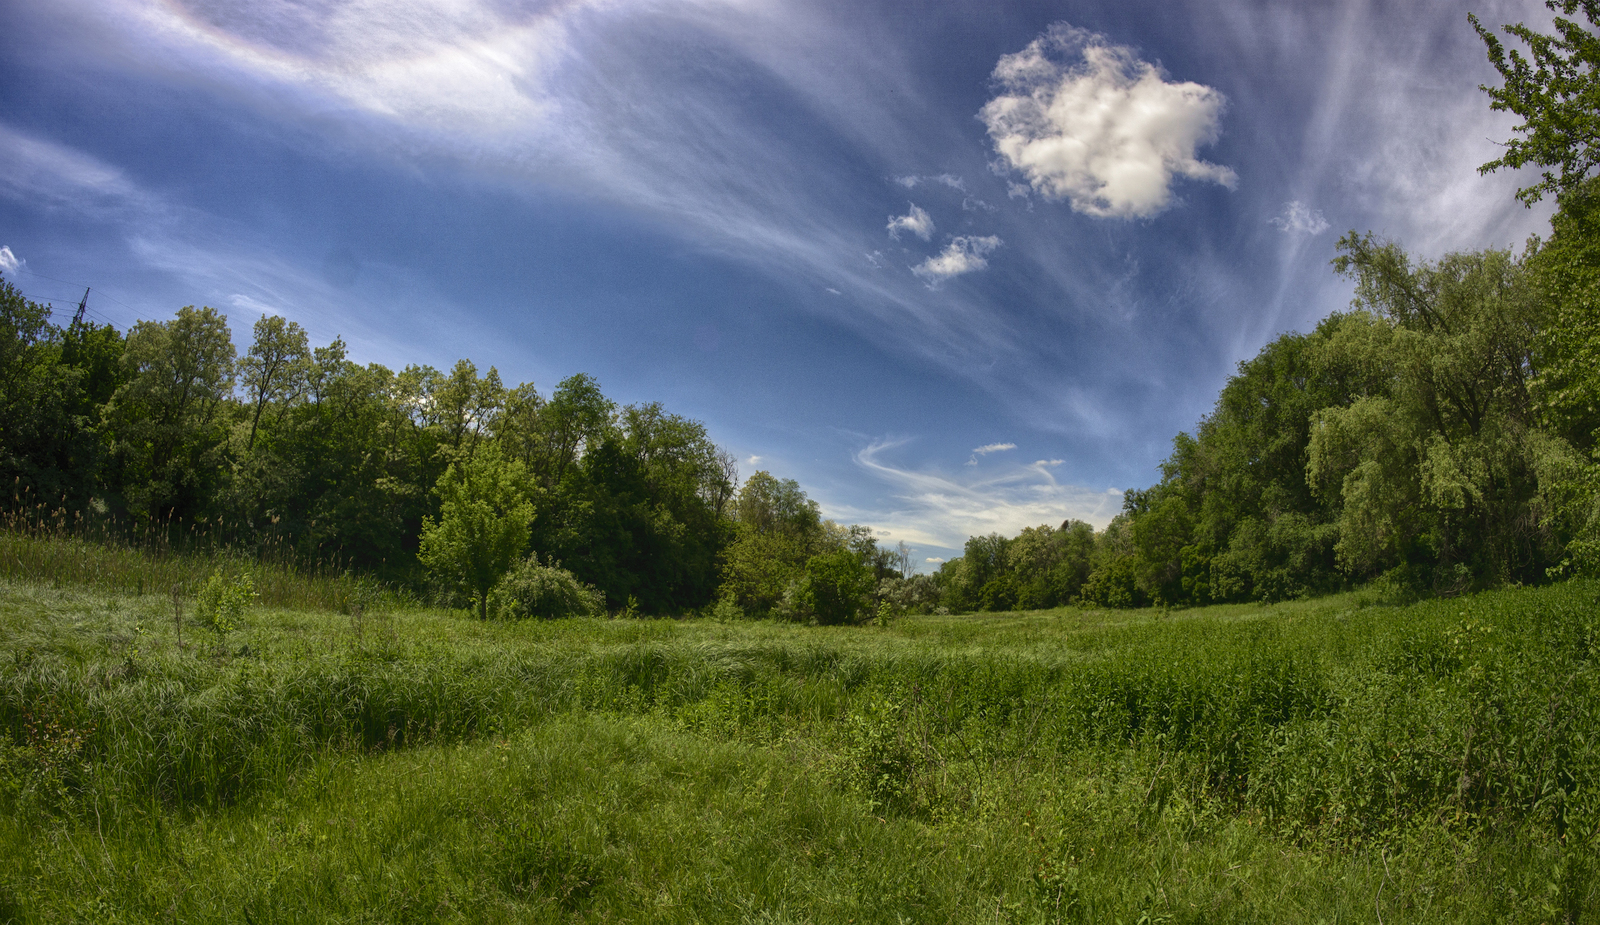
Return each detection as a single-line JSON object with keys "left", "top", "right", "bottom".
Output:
{"left": 844, "top": 438, "right": 1122, "bottom": 549}
{"left": 1271, "top": 200, "right": 1329, "bottom": 235}
{"left": 925, "top": 557, "right": 945, "bottom": 564}
{"left": 913, "top": 235, "right": 1001, "bottom": 285}
{"left": 980, "top": 23, "right": 1236, "bottom": 219}
{"left": 746, "top": 454, "right": 763, "bottom": 465}
{"left": 973, "top": 442, "right": 1016, "bottom": 455}
{"left": 886, "top": 203, "right": 934, "bottom": 241}
{"left": 0, "top": 246, "right": 21, "bottom": 275}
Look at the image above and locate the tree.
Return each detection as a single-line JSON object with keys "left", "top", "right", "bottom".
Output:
{"left": 798, "top": 546, "right": 875, "bottom": 625}
{"left": 418, "top": 443, "right": 534, "bottom": 618}
{"left": 1306, "top": 235, "right": 1555, "bottom": 588}
{"left": 718, "top": 471, "right": 827, "bottom": 615}
{"left": 733, "top": 470, "right": 822, "bottom": 536}
{"left": 0, "top": 280, "right": 114, "bottom": 508}
{"left": 1472, "top": 1, "right": 1600, "bottom": 205}
{"left": 433, "top": 359, "right": 504, "bottom": 461}
{"left": 239, "top": 314, "right": 308, "bottom": 451}
{"left": 104, "top": 306, "right": 236, "bottom": 521}
{"left": 534, "top": 374, "right": 615, "bottom": 489}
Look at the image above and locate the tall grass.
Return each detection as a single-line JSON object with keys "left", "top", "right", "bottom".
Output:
{"left": 0, "top": 496, "right": 399, "bottom": 610}
{"left": 0, "top": 557, "right": 1594, "bottom": 921}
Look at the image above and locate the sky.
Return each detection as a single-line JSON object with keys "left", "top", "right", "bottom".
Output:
{"left": 0, "top": 0, "right": 1561, "bottom": 567}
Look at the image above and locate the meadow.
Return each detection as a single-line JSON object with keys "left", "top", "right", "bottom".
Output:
{"left": 0, "top": 535, "right": 1595, "bottom": 923}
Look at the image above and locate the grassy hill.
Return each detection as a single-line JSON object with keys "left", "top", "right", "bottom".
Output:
{"left": 0, "top": 548, "right": 1595, "bottom": 922}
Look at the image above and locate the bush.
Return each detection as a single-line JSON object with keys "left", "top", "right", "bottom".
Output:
{"left": 488, "top": 555, "right": 605, "bottom": 620}
{"left": 800, "top": 548, "right": 874, "bottom": 625}
{"left": 710, "top": 596, "right": 744, "bottom": 622}
{"left": 194, "top": 570, "right": 256, "bottom": 635}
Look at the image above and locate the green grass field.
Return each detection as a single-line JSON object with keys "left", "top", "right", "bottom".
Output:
{"left": 1, "top": 540, "right": 1596, "bottom": 922}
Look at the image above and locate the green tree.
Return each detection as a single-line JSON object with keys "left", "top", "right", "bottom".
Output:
{"left": 718, "top": 471, "right": 826, "bottom": 615}
{"left": 104, "top": 306, "right": 236, "bottom": 521}
{"left": 798, "top": 546, "right": 875, "bottom": 625}
{"left": 0, "top": 279, "right": 119, "bottom": 508}
{"left": 418, "top": 443, "right": 534, "bottom": 618}
{"left": 1472, "top": 1, "right": 1600, "bottom": 205}
{"left": 433, "top": 359, "right": 505, "bottom": 462}
{"left": 1307, "top": 235, "right": 1554, "bottom": 588}
{"left": 239, "top": 314, "right": 308, "bottom": 452}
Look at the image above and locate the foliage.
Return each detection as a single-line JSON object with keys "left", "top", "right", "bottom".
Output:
{"left": 796, "top": 546, "right": 876, "bottom": 625}
{"left": 717, "top": 471, "right": 827, "bottom": 616}
{"left": 487, "top": 554, "right": 605, "bottom": 620}
{"left": 193, "top": 569, "right": 257, "bottom": 635}
{"left": 104, "top": 305, "right": 237, "bottom": 522}
{"left": 1472, "top": 0, "right": 1600, "bottom": 205}
{"left": 0, "top": 278, "right": 123, "bottom": 509}
{"left": 418, "top": 444, "right": 535, "bottom": 619}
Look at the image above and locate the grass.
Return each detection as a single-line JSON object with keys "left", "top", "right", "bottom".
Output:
{"left": 0, "top": 535, "right": 1595, "bottom": 922}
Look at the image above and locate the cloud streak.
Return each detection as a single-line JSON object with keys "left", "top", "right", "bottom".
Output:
{"left": 981, "top": 23, "right": 1236, "bottom": 218}
{"left": 973, "top": 442, "right": 1016, "bottom": 455}
{"left": 843, "top": 438, "right": 1122, "bottom": 550}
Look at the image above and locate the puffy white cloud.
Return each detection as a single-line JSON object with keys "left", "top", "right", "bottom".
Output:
{"left": 0, "top": 246, "right": 21, "bottom": 275}
{"left": 913, "top": 235, "right": 1001, "bottom": 285}
{"left": 973, "top": 442, "right": 1016, "bottom": 455}
{"left": 980, "top": 23, "right": 1236, "bottom": 219}
{"left": 886, "top": 202, "right": 934, "bottom": 241}
{"left": 925, "top": 557, "right": 945, "bottom": 564}
{"left": 1271, "top": 200, "right": 1329, "bottom": 235}
{"left": 746, "top": 454, "right": 763, "bottom": 465}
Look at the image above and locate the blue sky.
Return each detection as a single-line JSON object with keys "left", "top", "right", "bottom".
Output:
{"left": 0, "top": 0, "right": 1558, "bottom": 566}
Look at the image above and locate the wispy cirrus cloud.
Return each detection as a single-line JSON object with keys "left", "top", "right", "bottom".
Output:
{"left": 1271, "top": 200, "right": 1329, "bottom": 235}
{"left": 966, "top": 440, "right": 1016, "bottom": 465}
{"left": 895, "top": 173, "right": 966, "bottom": 191}
{"left": 0, "top": 122, "right": 148, "bottom": 214}
{"left": 840, "top": 438, "right": 1122, "bottom": 551}
{"left": 981, "top": 23, "right": 1235, "bottom": 218}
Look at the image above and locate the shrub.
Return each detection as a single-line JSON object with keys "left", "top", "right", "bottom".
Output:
{"left": 800, "top": 548, "right": 874, "bottom": 625}
{"left": 194, "top": 570, "right": 256, "bottom": 635}
{"left": 487, "top": 555, "right": 605, "bottom": 620}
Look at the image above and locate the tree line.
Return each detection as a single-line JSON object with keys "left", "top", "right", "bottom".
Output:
{"left": 0, "top": 289, "right": 923, "bottom": 619}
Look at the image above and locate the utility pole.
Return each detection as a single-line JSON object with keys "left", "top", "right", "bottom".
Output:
{"left": 72, "top": 288, "right": 89, "bottom": 327}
